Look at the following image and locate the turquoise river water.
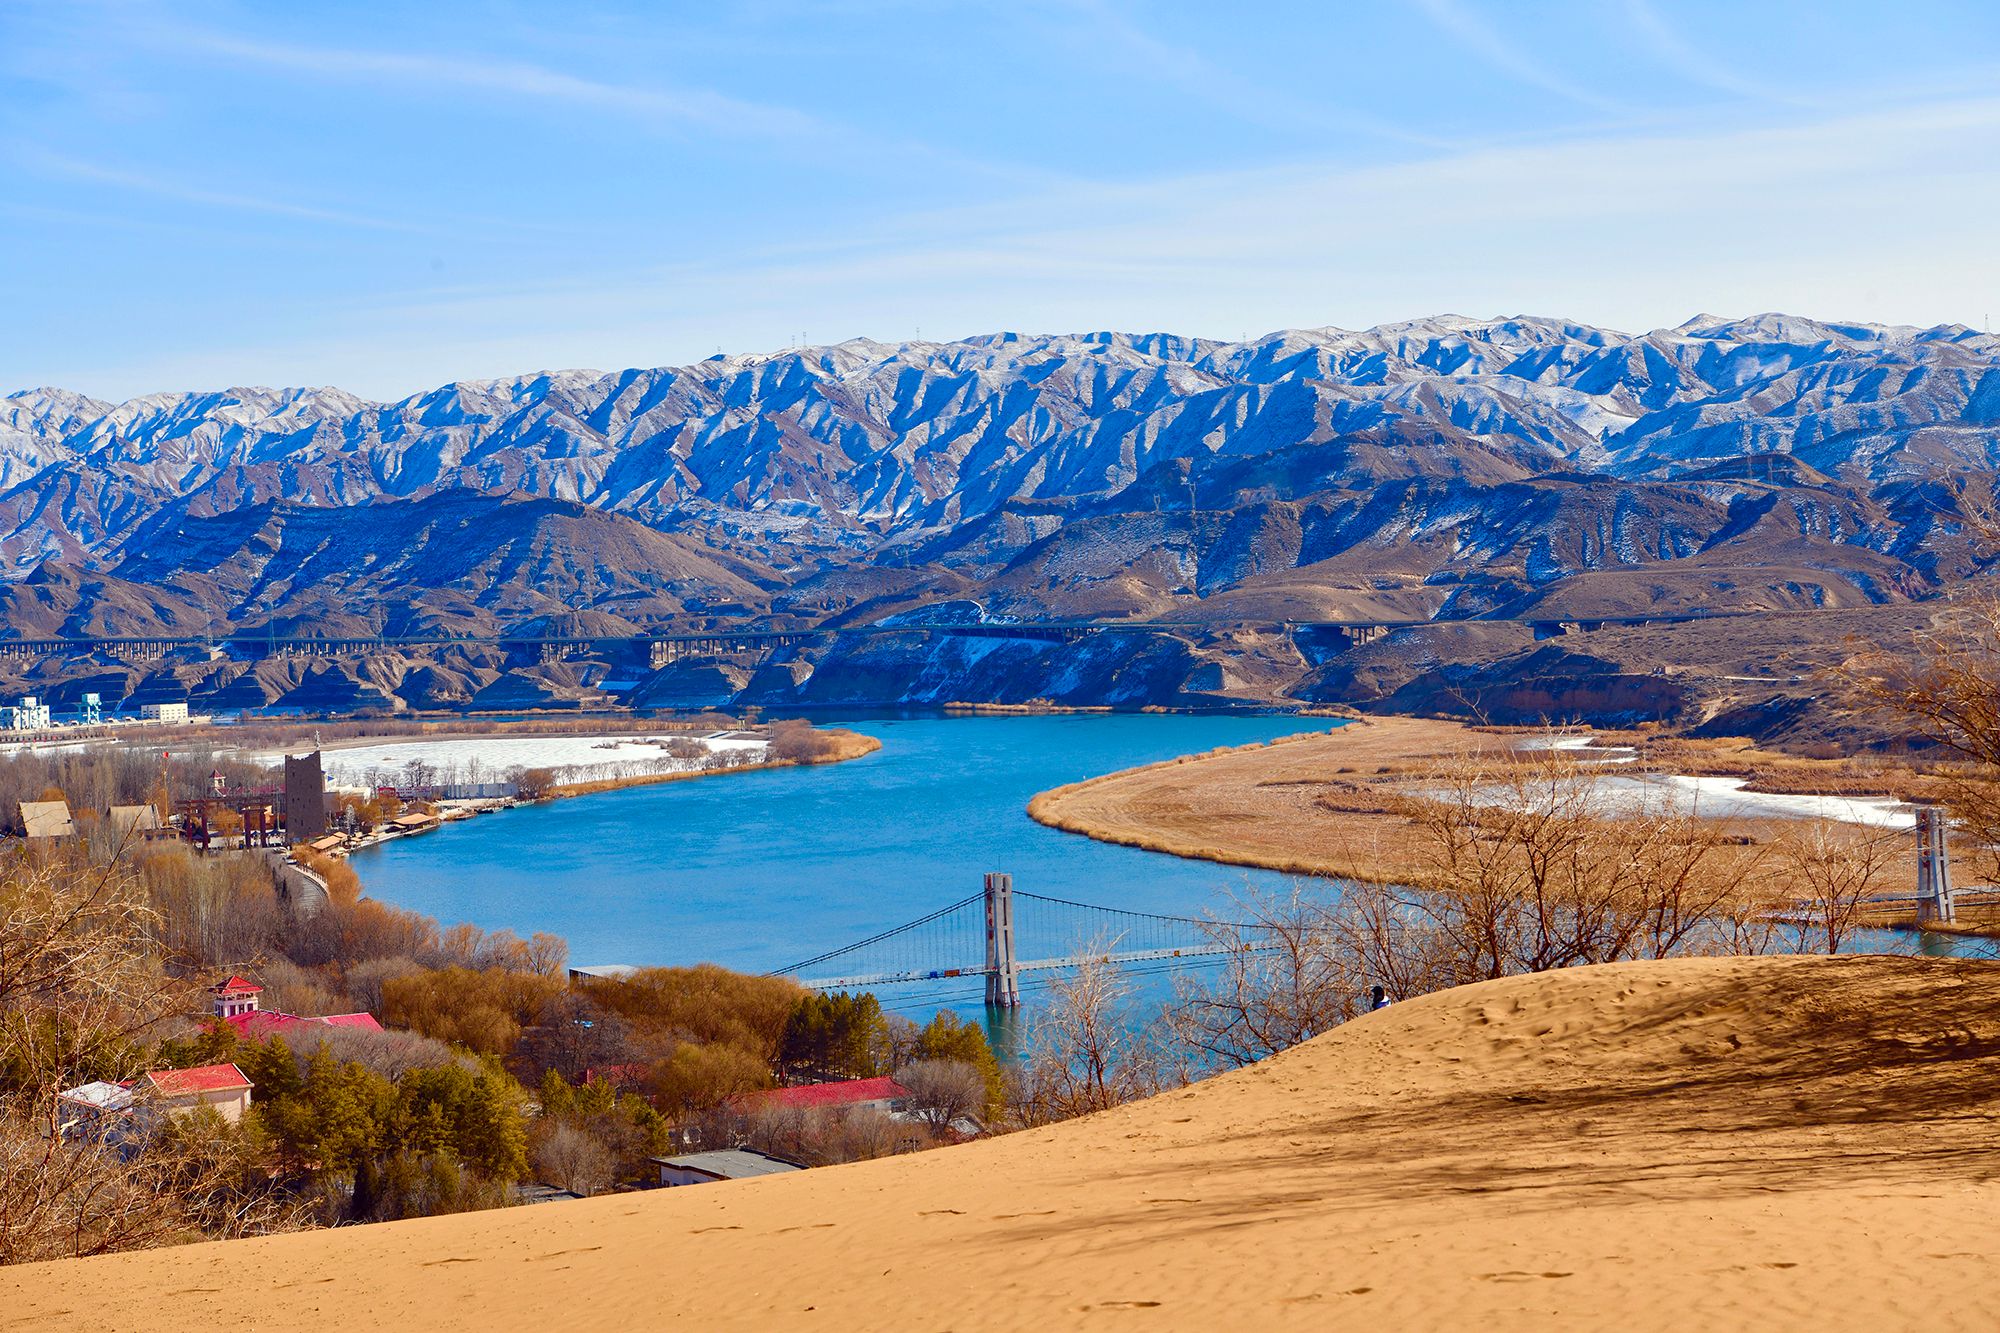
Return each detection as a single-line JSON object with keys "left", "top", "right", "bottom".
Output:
{"left": 346, "top": 713, "right": 1339, "bottom": 1013}
{"left": 346, "top": 712, "right": 1994, "bottom": 1019}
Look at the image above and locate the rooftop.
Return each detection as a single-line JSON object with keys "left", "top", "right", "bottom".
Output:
{"left": 143, "top": 1063, "right": 252, "bottom": 1097}
{"left": 20, "top": 799, "right": 75, "bottom": 839}
{"left": 737, "top": 1077, "right": 909, "bottom": 1113}
{"left": 107, "top": 804, "right": 162, "bottom": 833}
{"left": 211, "top": 975, "right": 264, "bottom": 996}
{"left": 651, "top": 1149, "right": 803, "bottom": 1181}
{"left": 58, "top": 1080, "right": 134, "bottom": 1112}
{"left": 224, "top": 1010, "right": 382, "bottom": 1037}
{"left": 569, "top": 964, "right": 640, "bottom": 982}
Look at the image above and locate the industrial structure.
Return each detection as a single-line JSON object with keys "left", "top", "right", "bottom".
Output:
{"left": 284, "top": 751, "right": 329, "bottom": 842}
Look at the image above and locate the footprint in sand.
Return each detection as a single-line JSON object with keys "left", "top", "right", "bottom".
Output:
{"left": 1479, "top": 1271, "right": 1572, "bottom": 1282}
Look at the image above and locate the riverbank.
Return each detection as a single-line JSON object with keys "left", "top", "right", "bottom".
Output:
{"left": 18, "top": 953, "right": 1999, "bottom": 1329}
{"left": 1027, "top": 715, "right": 1500, "bottom": 882}
{"left": 297, "top": 725, "right": 879, "bottom": 859}
{"left": 1027, "top": 716, "right": 1937, "bottom": 889}
{"left": 545, "top": 729, "right": 881, "bottom": 797}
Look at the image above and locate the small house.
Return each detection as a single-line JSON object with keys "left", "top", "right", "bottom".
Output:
{"left": 651, "top": 1148, "right": 803, "bottom": 1187}
{"left": 19, "top": 800, "right": 75, "bottom": 839}
{"left": 210, "top": 976, "right": 263, "bottom": 1019}
{"left": 56, "top": 1080, "right": 135, "bottom": 1137}
{"left": 141, "top": 1063, "right": 253, "bottom": 1123}
{"left": 106, "top": 804, "right": 166, "bottom": 839}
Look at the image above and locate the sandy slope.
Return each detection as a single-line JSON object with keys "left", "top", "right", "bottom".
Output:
{"left": 11, "top": 954, "right": 2000, "bottom": 1331}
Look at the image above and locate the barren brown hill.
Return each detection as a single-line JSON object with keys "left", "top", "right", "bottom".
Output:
{"left": 12, "top": 954, "right": 2000, "bottom": 1330}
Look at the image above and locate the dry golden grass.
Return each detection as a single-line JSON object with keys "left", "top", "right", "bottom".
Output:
{"left": 1028, "top": 717, "right": 1510, "bottom": 884}
{"left": 1028, "top": 717, "right": 1931, "bottom": 910}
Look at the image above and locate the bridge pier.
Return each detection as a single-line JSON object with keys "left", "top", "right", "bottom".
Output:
{"left": 1915, "top": 806, "right": 1956, "bottom": 926}
{"left": 984, "top": 872, "right": 1021, "bottom": 1009}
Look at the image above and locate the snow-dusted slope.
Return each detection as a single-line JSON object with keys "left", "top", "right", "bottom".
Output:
{"left": 3, "top": 314, "right": 1998, "bottom": 634}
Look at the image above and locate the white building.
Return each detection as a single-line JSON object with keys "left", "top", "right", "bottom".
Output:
{"left": 140, "top": 701, "right": 190, "bottom": 723}
{"left": 6, "top": 696, "right": 50, "bottom": 730}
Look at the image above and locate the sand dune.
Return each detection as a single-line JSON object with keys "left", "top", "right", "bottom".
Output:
{"left": 11, "top": 954, "right": 2000, "bottom": 1330}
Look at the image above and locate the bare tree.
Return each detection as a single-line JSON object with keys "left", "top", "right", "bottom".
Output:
{"left": 895, "top": 1059, "right": 985, "bottom": 1135}
{"left": 1847, "top": 596, "right": 2000, "bottom": 880}
{"left": 1772, "top": 818, "right": 1902, "bottom": 954}
{"left": 1013, "top": 950, "right": 1169, "bottom": 1126}
{"left": 1164, "top": 884, "right": 1357, "bottom": 1070}
{"left": 0, "top": 850, "right": 298, "bottom": 1262}
{"left": 530, "top": 1121, "right": 614, "bottom": 1196}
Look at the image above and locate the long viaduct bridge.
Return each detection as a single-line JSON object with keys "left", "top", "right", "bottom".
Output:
{"left": 0, "top": 609, "right": 1750, "bottom": 667}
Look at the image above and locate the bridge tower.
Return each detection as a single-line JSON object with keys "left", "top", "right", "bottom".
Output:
{"left": 983, "top": 872, "right": 1021, "bottom": 1009}
{"left": 1915, "top": 805, "right": 1957, "bottom": 926}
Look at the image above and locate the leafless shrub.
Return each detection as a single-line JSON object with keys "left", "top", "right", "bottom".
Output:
{"left": 1770, "top": 818, "right": 1902, "bottom": 954}
{"left": 1013, "top": 950, "right": 1173, "bottom": 1126}
{"left": 739, "top": 1104, "right": 904, "bottom": 1165}
{"left": 1389, "top": 748, "right": 1781, "bottom": 981}
{"left": 530, "top": 1121, "right": 614, "bottom": 1196}
{"left": 895, "top": 1059, "right": 986, "bottom": 1135}
{"left": 1164, "top": 884, "right": 1359, "bottom": 1069}
{"left": 285, "top": 1025, "right": 471, "bottom": 1081}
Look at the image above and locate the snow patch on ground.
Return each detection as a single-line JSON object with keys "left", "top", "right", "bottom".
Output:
{"left": 317, "top": 733, "right": 766, "bottom": 788}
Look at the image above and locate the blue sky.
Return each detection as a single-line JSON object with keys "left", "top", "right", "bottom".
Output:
{"left": 4, "top": 0, "right": 1999, "bottom": 401}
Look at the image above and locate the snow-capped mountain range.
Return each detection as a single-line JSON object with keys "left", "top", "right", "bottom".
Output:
{"left": 5, "top": 313, "right": 1999, "bottom": 639}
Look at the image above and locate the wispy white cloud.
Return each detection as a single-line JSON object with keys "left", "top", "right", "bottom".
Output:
{"left": 1621, "top": 0, "right": 1814, "bottom": 108}
{"left": 62, "top": 89, "right": 1996, "bottom": 400}
{"left": 1411, "top": 0, "right": 1632, "bottom": 116}
{"left": 1042, "top": 0, "right": 1457, "bottom": 150}
{"left": 178, "top": 31, "right": 833, "bottom": 143}
{"left": 15, "top": 148, "right": 429, "bottom": 232}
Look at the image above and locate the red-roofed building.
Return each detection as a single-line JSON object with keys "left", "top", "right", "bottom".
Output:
{"left": 208, "top": 973, "right": 382, "bottom": 1039}
{"left": 209, "top": 976, "right": 263, "bottom": 1019}
{"left": 733, "top": 1077, "right": 911, "bottom": 1115}
{"left": 223, "top": 1009, "right": 384, "bottom": 1039}
{"left": 139, "top": 1063, "right": 253, "bottom": 1123}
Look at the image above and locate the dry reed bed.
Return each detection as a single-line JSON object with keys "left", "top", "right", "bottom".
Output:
{"left": 1029, "top": 717, "right": 1929, "bottom": 904}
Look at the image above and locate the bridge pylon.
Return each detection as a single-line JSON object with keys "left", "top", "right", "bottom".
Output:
{"left": 984, "top": 872, "right": 1021, "bottom": 1009}
{"left": 1916, "top": 805, "right": 1957, "bottom": 926}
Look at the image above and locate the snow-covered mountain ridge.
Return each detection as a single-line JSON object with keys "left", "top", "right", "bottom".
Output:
{"left": 5, "top": 313, "right": 1999, "bottom": 638}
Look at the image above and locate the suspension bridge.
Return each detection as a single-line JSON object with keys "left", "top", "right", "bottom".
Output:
{"left": 771, "top": 873, "right": 1270, "bottom": 1008}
